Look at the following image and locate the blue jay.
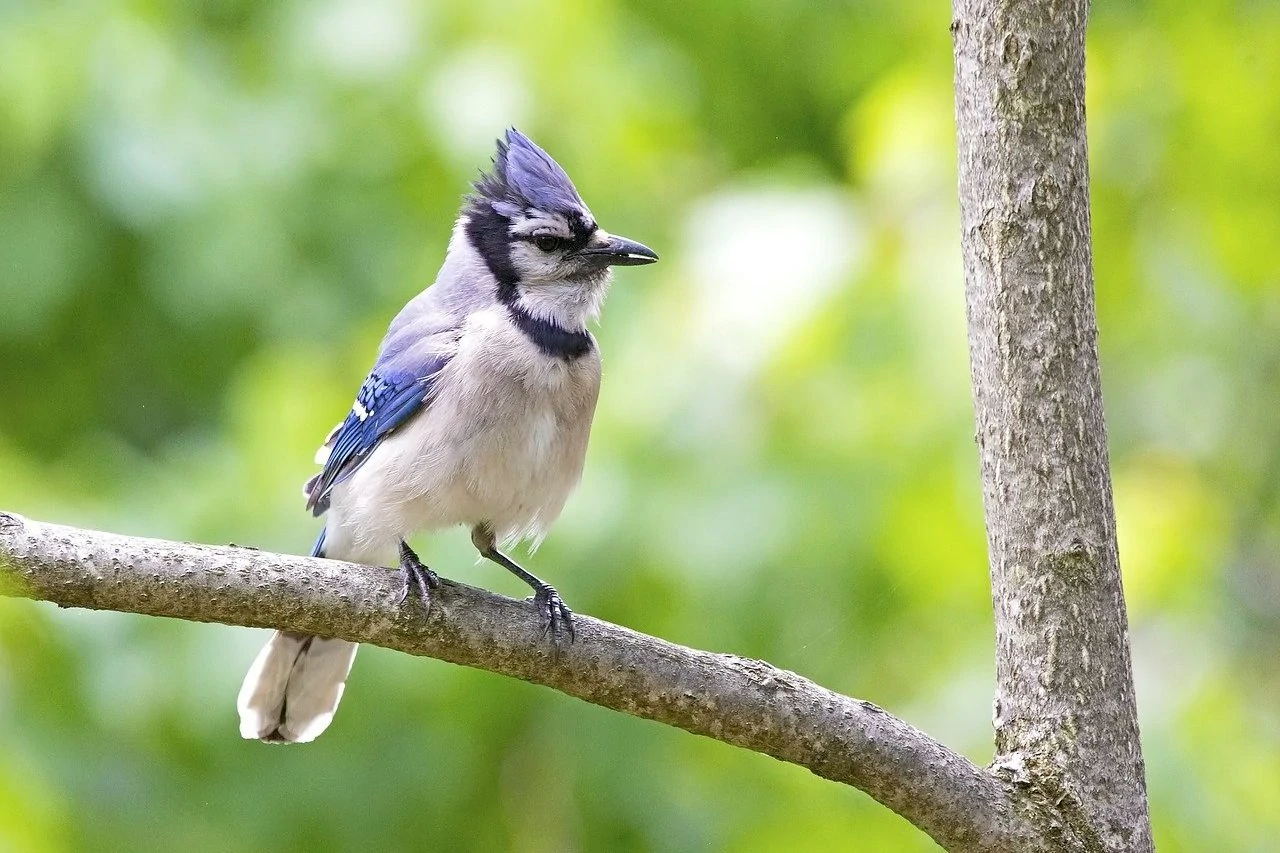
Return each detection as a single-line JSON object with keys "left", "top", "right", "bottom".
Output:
{"left": 237, "top": 129, "right": 657, "bottom": 743}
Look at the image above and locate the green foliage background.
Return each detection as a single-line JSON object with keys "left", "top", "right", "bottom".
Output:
{"left": 1, "top": 0, "right": 1277, "bottom": 850}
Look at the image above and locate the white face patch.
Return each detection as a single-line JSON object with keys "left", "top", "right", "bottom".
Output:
{"left": 509, "top": 211, "right": 574, "bottom": 239}
{"left": 509, "top": 207, "right": 599, "bottom": 240}
{"left": 507, "top": 211, "right": 597, "bottom": 284}
{"left": 501, "top": 206, "right": 610, "bottom": 327}
{"left": 513, "top": 275, "right": 610, "bottom": 328}
{"left": 508, "top": 240, "right": 582, "bottom": 285}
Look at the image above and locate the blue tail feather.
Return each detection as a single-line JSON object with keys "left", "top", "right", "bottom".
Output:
{"left": 311, "top": 527, "right": 327, "bottom": 559}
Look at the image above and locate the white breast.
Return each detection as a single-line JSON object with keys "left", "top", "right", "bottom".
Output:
{"left": 322, "top": 308, "right": 601, "bottom": 563}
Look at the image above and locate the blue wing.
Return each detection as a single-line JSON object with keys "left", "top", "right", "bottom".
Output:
{"left": 304, "top": 358, "right": 448, "bottom": 517}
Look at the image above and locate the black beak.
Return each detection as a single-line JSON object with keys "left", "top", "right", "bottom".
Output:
{"left": 579, "top": 234, "right": 659, "bottom": 266}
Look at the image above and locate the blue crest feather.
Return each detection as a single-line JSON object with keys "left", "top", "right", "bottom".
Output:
{"left": 471, "top": 129, "right": 589, "bottom": 219}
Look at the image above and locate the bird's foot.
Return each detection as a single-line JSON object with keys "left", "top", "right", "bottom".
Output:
{"left": 529, "top": 583, "right": 575, "bottom": 645}
{"left": 396, "top": 540, "right": 440, "bottom": 611}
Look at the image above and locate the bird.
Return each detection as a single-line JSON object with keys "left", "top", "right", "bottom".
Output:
{"left": 236, "top": 128, "right": 658, "bottom": 743}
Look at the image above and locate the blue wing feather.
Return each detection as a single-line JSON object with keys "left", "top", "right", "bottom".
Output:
{"left": 304, "top": 357, "right": 448, "bottom": 517}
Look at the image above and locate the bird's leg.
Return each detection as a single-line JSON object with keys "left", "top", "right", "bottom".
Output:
{"left": 396, "top": 539, "right": 440, "bottom": 611}
{"left": 471, "top": 523, "right": 574, "bottom": 643}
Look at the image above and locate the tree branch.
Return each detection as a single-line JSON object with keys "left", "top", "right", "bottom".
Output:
{"left": 952, "top": 0, "right": 1154, "bottom": 849}
{"left": 1, "top": 509, "right": 1048, "bottom": 852}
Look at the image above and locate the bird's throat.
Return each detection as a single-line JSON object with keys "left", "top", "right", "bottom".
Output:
{"left": 505, "top": 303, "right": 592, "bottom": 360}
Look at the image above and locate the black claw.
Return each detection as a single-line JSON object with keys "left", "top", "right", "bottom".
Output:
{"left": 531, "top": 583, "right": 575, "bottom": 645}
{"left": 472, "top": 528, "right": 574, "bottom": 648}
{"left": 397, "top": 540, "right": 439, "bottom": 611}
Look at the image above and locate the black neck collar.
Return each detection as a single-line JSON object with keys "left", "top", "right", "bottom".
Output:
{"left": 505, "top": 303, "right": 592, "bottom": 360}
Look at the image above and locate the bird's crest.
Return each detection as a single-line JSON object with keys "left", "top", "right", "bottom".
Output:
{"left": 471, "top": 129, "right": 590, "bottom": 221}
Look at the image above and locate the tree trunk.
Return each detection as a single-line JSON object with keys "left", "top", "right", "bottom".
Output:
{"left": 952, "top": 0, "right": 1154, "bottom": 849}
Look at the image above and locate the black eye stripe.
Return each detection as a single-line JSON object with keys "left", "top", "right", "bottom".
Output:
{"left": 522, "top": 231, "right": 593, "bottom": 252}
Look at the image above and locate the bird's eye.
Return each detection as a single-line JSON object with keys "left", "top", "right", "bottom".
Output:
{"left": 533, "top": 235, "right": 565, "bottom": 253}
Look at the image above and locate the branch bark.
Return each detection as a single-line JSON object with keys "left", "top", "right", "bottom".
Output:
{"left": 2, "top": 510, "right": 1048, "bottom": 853}
{"left": 952, "top": 0, "right": 1154, "bottom": 849}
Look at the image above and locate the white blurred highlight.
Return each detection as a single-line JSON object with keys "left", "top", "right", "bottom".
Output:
{"left": 682, "top": 186, "right": 865, "bottom": 372}
{"left": 304, "top": 0, "right": 421, "bottom": 80}
{"left": 424, "top": 45, "right": 531, "bottom": 163}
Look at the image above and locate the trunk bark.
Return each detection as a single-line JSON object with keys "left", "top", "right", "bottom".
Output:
{"left": 952, "top": 0, "right": 1154, "bottom": 849}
